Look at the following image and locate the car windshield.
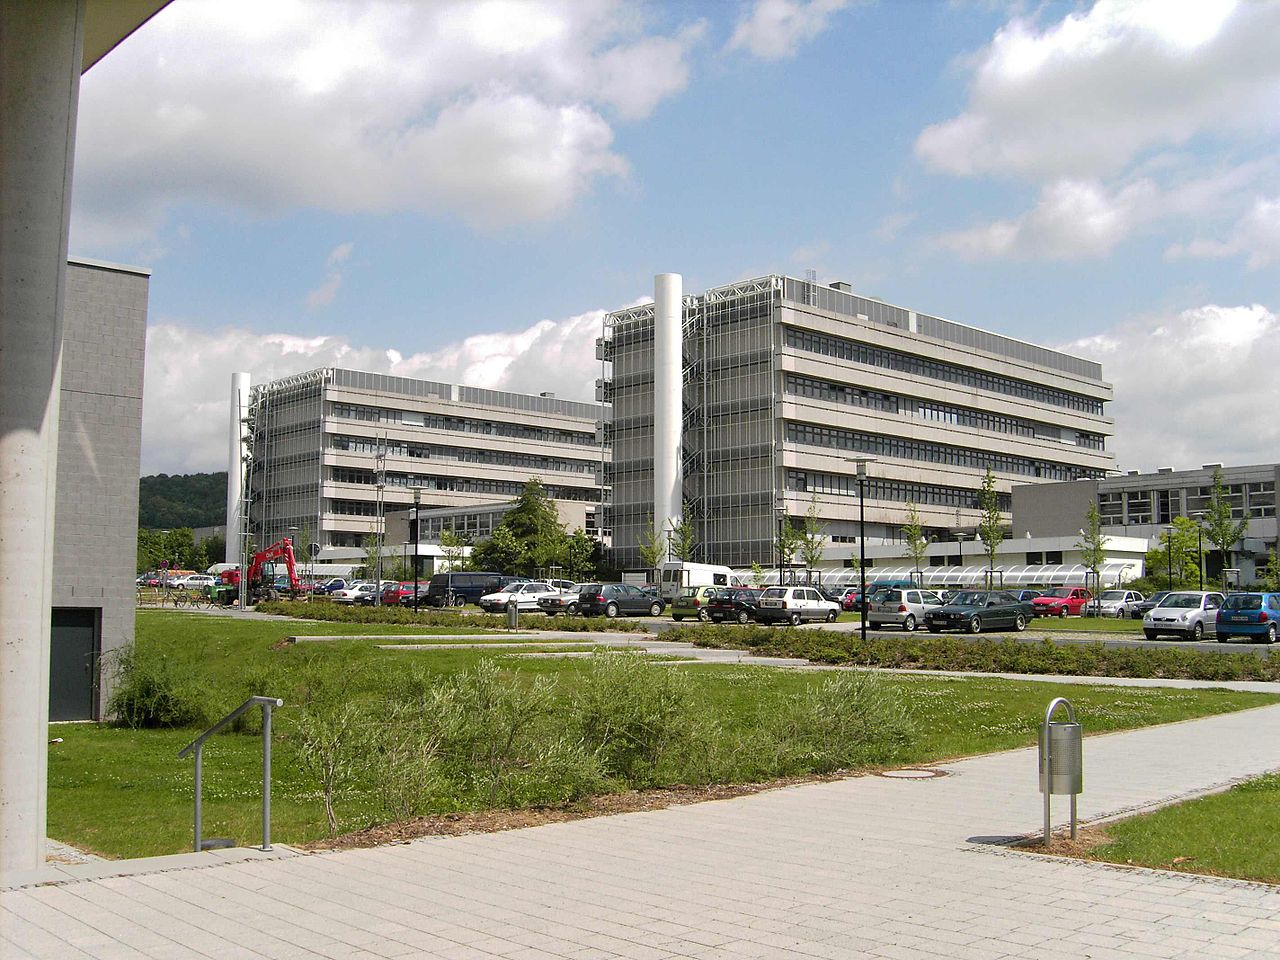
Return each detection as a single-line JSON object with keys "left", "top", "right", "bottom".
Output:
{"left": 1044, "top": 588, "right": 1072, "bottom": 598}
{"left": 761, "top": 587, "right": 785, "bottom": 599}
{"left": 951, "top": 592, "right": 985, "bottom": 605}
{"left": 1222, "top": 595, "right": 1262, "bottom": 610}
{"left": 1100, "top": 591, "right": 1126, "bottom": 601}
{"left": 1163, "top": 593, "right": 1203, "bottom": 608}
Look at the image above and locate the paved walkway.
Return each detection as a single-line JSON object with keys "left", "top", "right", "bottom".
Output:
{"left": 6, "top": 702, "right": 1280, "bottom": 958}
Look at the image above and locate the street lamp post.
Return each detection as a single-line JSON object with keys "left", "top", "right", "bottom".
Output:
{"left": 850, "top": 457, "right": 876, "bottom": 644}
{"left": 775, "top": 494, "right": 786, "bottom": 587}
{"left": 1167, "top": 528, "right": 1174, "bottom": 592}
{"left": 955, "top": 532, "right": 971, "bottom": 583}
{"left": 1191, "top": 512, "right": 1205, "bottom": 591}
{"left": 411, "top": 487, "right": 422, "bottom": 614}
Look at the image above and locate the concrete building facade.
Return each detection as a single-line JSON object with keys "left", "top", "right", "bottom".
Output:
{"left": 601, "top": 274, "right": 1116, "bottom": 568}
{"left": 51, "top": 259, "right": 149, "bottom": 722}
{"left": 245, "top": 369, "right": 606, "bottom": 559}
{"left": 1013, "top": 463, "right": 1279, "bottom": 584}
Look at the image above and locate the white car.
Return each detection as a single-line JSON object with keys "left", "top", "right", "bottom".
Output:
{"left": 1095, "top": 590, "right": 1144, "bottom": 618}
{"left": 332, "top": 583, "right": 379, "bottom": 604}
{"left": 175, "top": 574, "right": 216, "bottom": 590}
{"left": 867, "top": 588, "right": 945, "bottom": 631}
{"left": 479, "top": 581, "right": 560, "bottom": 613}
{"left": 754, "top": 586, "right": 840, "bottom": 625}
{"left": 1143, "top": 591, "right": 1225, "bottom": 641}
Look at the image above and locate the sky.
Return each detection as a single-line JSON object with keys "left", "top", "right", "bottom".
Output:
{"left": 69, "top": 0, "right": 1280, "bottom": 477}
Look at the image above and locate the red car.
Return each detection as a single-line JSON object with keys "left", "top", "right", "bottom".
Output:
{"left": 1031, "top": 587, "right": 1092, "bottom": 618}
{"left": 378, "top": 582, "right": 416, "bottom": 605}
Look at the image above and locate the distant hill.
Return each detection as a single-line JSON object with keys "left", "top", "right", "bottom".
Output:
{"left": 139, "top": 472, "right": 227, "bottom": 529}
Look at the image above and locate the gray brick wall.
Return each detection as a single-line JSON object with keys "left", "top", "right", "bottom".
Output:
{"left": 55, "top": 259, "right": 149, "bottom": 718}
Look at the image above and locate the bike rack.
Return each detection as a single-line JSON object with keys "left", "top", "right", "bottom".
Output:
{"left": 1039, "top": 697, "right": 1083, "bottom": 845}
{"left": 178, "top": 695, "right": 283, "bottom": 853}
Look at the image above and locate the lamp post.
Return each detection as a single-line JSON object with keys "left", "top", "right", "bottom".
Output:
{"left": 1167, "top": 527, "right": 1174, "bottom": 591}
{"left": 955, "top": 531, "right": 972, "bottom": 585}
{"left": 1191, "top": 512, "right": 1205, "bottom": 591}
{"left": 775, "top": 494, "right": 786, "bottom": 587}
{"left": 411, "top": 487, "right": 422, "bottom": 614}
{"left": 851, "top": 457, "right": 876, "bottom": 643}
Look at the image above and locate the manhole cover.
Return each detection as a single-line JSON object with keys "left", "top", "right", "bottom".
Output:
{"left": 878, "top": 768, "right": 948, "bottom": 780}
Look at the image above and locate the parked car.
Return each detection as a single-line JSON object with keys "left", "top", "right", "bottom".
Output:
{"left": 1215, "top": 593, "right": 1280, "bottom": 644}
{"left": 671, "top": 585, "right": 722, "bottom": 621}
{"left": 1142, "top": 591, "right": 1225, "bottom": 641}
{"left": 179, "top": 574, "right": 216, "bottom": 591}
{"left": 536, "top": 586, "right": 582, "bottom": 617}
{"left": 706, "top": 587, "right": 765, "bottom": 624}
{"left": 421, "top": 571, "right": 507, "bottom": 607}
{"left": 1095, "top": 590, "right": 1144, "bottom": 618}
{"left": 866, "top": 588, "right": 945, "bottom": 632}
{"left": 1129, "top": 591, "right": 1172, "bottom": 619}
{"left": 1010, "top": 589, "right": 1043, "bottom": 604}
{"left": 312, "top": 578, "right": 348, "bottom": 594}
{"left": 353, "top": 581, "right": 403, "bottom": 605}
{"left": 379, "top": 582, "right": 416, "bottom": 605}
{"left": 333, "top": 583, "right": 379, "bottom": 604}
{"left": 755, "top": 586, "right": 840, "bottom": 626}
{"left": 924, "top": 591, "right": 1030, "bottom": 634}
{"left": 576, "top": 583, "right": 665, "bottom": 618}
{"left": 479, "top": 581, "right": 562, "bottom": 613}
{"left": 1030, "top": 587, "right": 1092, "bottom": 618}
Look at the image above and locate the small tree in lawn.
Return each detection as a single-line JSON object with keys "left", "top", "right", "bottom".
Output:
{"left": 776, "top": 517, "right": 802, "bottom": 582}
{"left": 750, "top": 561, "right": 766, "bottom": 587}
{"left": 1075, "top": 501, "right": 1108, "bottom": 614}
{"left": 638, "top": 519, "right": 666, "bottom": 575}
{"left": 439, "top": 527, "right": 469, "bottom": 572}
{"left": 563, "top": 529, "right": 599, "bottom": 581}
{"left": 902, "top": 501, "right": 927, "bottom": 586}
{"left": 1143, "top": 517, "right": 1201, "bottom": 589}
{"left": 798, "top": 498, "right": 828, "bottom": 575}
{"left": 667, "top": 506, "right": 697, "bottom": 562}
{"left": 360, "top": 533, "right": 381, "bottom": 581}
{"left": 1202, "top": 467, "right": 1248, "bottom": 592}
{"left": 1258, "top": 548, "right": 1280, "bottom": 592}
{"left": 976, "top": 468, "right": 1004, "bottom": 589}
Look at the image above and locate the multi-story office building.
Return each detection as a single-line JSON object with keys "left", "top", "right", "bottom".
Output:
{"left": 601, "top": 274, "right": 1115, "bottom": 568}
{"left": 245, "top": 369, "right": 605, "bottom": 557}
{"left": 1013, "top": 463, "right": 1279, "bottom": 582}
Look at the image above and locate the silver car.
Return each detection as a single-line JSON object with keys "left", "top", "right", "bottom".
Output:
{"left": 1095, "top": 590, "right": 1144, "bottom": 618}
{"left": 1143, "top": 591, "right": 1224, "bottom": 641}
{"left": 867, "top": 588, "right": 944, "bottom": 632}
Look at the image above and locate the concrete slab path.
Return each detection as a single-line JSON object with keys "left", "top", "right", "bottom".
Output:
{"left": 6, "top": 706, "right": 1280, "bottom": 958}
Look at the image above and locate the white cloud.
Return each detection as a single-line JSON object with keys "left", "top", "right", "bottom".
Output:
{"left": 72, "top": 0, "right": 703, "bottom": 247}
{"left": 1166, "top": 195, "right": 1280, "bottom": 268}
{"left": 1061, "top": 303, "right": 1280, "bottom": 471}
{"left": 916, "top": 0, "right": 1280, "bottom": 180}
{"left": 140, "top": 307, "right": 606, "bottom": 474}
{"left": 306, "top": 241, "right": 355, "bottom": 309}
{"left": 727, "top": 0, "right": 849, "bottom": 61}
{"left": 326, "top": 242, "right": 354, "bottom": 268}
{"left": 937, "top": 178, "right": 1156, "bottom": 260}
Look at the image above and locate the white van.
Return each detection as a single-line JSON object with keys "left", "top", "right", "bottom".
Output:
{"left": 658, "top": 561, "right": 735, "bottom": 602}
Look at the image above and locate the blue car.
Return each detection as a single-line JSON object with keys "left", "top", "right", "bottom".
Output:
{"left": 1215, "top": 593, "right": 1280, "bottom": 644}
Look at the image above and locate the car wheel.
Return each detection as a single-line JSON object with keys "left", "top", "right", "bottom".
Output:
{"left": 454, "top": 597, "right": 465, "bottom": 607}
{"left": 1191, "top": 622, "right": 1204, "bottom": 642}
{"left": 697, "top": 608, "right": 709, "bottom": 622}
{"left": 903, "top": 614, "right": 916, "bottom": 632}
{"left": 1268, "top": 624, "right": 1278, "bottom": 645}
{"left": 1014, "top": 614, "right": 1027, "bottom": 632}
{"left": 928, "top": 625, "right": 942, "bottom": 633}
{"left": 788, "top": 611, "right": 801, "bottom": 626}
{"left": 968, "top": 616, "right": 982, "bottom": 634}
{"left": 736, "top": 610, "right": 749, "bottom": 625}
{"left": 673, "top": 615, "right": 683, "bottom": 622}
{"left": 649, "top": 602, "right": 663, "bottom": 617}
{"left": 567, "top": 602, "right": 578, "bottom": 616}
{"left": 1217, "top": 633, "right": 1231, "bottom": 643}
{"left": 604, "top": 602, "right": 619, "bottom": 619}
{"left": 1114, "top": 608, "right": 1125, "bottom": 618}
{"left": 826, "top": 609, "right": 838, "bottom": 622}
{"left": 1058, "top": 607, "right": 1067, "bottom": 618}
{"left": 1144, "top": 629, "right": 1159, "bottom": 641}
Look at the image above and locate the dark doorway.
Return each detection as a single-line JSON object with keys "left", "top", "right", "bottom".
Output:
{"left": 50, "top": 607, "right": 100, "bottom": 721}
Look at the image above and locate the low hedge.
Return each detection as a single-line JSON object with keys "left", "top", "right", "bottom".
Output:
{"left": 668, "top": 625, "right": 1280, "bottom": 682}
{"left": 253, "top": 601, "right": 648, "bottom": 632}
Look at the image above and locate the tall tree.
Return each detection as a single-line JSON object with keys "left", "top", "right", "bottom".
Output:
{"left": 470, "top": 525, "right": 526, "bottom": 574}
{"left": 491, "top": 479, "right": 568, "bottom": 576}
{"left": 563, "top": 529, "right": 600, "bottom": 581}
{"left": 1201, "top": 467, "right": 1248, "bottom": 591}
{"left": 1143, "top": 517, "right": 1201, "bottom": 589}
{"left": 776, "top": 518, "right": 802, "bottom": 575}
{"left": 902, "top": 501, "right": 927, "bottom": 584}
{"left": 976, "top": 468, "right": 1004, "bottom": 588}
{"left": 667, "top": 506, "right": 697, "bottom": 562}
{"left": 1075, "top": 501, "right": 1108, "bottom": 612}
{"left": 797, "top": 498, "right": 827, "bottom": 572}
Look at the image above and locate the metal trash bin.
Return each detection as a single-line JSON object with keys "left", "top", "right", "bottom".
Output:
{"left": 1039, "top": 697, "right": 1082, "bottom": 843}
{"left": 506, "top": 600, "right": 519, "bottom": 630}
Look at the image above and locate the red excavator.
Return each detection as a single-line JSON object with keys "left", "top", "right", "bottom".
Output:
{"left": 214, "top": 538, "right": 301, "bottom": 605}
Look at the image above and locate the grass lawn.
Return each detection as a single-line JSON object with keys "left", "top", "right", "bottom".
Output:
{"left": 1085, "top": 773, "right": 1280, "bottom": 883}
{"left": 48, "top": 610, "right": 1279, "bottom": 860}
{"left": 1027, "top": 616, "right": 1144, "bottom": 634}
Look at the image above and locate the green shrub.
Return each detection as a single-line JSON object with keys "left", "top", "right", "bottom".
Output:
{"left": 106, "top": 642, "right": 214, "bottom": 729}
{"left": 254, "top": 601, "right": 647, "bottom": 632}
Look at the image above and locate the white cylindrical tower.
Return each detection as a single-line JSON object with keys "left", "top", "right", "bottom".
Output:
{"left": 653, "top": 274, "right": 683, "bottom": 552}
{"left": 226, "top": 372, "right": 250, "bottom": 564}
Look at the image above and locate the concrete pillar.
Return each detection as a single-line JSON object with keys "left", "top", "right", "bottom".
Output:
{"left": 653, "top": 274, "right": 683, "bottom": 551}
{"left": 226, "top": 372, "right": 250, "bottom": 564}
{"left": 0, "top": 0, "right": 85, "bottom": 879}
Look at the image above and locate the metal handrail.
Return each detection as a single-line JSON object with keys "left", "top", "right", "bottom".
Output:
{"left": 178, "top": 695, "right": 283, "bottom": 853}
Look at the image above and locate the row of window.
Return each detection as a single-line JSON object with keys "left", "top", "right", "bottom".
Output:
{"left": 784, "top": 328, "right": 1105, "bottom": 415}
{"left": 328, "top": 435, "right": 593, "bottom": 474}
{"left": 328, "top": 469, "right": 595, "bottom": 501}
{"left": 329, "top": 402, "right": 595, "bottom": 447}
{"left": 786, "top": 423, "right": 1102, "bottom": 482}
{"left": 1100, "top": 480, "right": 1277, "bottom": 523}
{"left": 788, "top": 470, "right": 1013, "bottom": 512}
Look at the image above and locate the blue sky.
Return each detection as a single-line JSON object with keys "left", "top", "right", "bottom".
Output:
{"left": 69, "top": 0, "right": 1280, "bottom": 475}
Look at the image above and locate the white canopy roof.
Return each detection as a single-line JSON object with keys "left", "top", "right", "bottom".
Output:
{"left": 735, "top": 561, "right": 1140, "bottom": 588}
